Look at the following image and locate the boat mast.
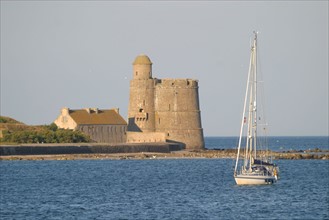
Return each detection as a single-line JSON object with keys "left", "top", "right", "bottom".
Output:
{"left": 253, "top": 31, "right": 258, "bottom": 160}
{"left": 245, "top": 32, "right": 258, "bottom": 170}
{"left": 247, "top": 32, "right": 258, "bottom": 170}
{"left": 247, "top": 83, "right": 253, "bottom": 170}
{"left": 234, "top": 33, "right": 255, "bottom": 174}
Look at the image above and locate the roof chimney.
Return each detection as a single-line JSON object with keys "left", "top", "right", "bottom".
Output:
{"left": 62, "top": 107, "right": 70, "bottom": 115}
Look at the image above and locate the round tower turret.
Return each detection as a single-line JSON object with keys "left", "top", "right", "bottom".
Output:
{"left": 128, "top": 54, "right": 156, "bottom": 133}
{"left": 133, "top": 54, "right": 152, "bottom": 79}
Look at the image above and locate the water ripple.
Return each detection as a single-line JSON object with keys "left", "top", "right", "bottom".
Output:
{"left": 1, "top": 159, "right": 328, "bottom": 219}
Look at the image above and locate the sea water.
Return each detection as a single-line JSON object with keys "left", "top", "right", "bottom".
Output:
{"left": 1, "top": 137, "right": 328, "bottom": 220}
{"left": 205, "top": 136, "right": 329, "bottom": 151}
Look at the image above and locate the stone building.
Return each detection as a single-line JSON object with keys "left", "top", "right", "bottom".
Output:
{"left": 54, "top": 108, "right": 127, "bottom": 143}
{"left": 127, "top": 54, "right": 205, "bottom": 150}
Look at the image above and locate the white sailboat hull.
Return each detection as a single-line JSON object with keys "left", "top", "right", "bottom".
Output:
{"left": 234, "top": 174, "right": 277, "bottom": 185}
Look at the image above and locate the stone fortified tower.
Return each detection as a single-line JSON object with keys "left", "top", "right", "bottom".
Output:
{"left": 128, "top": 54, "right": 204, "bottom": 150}
{"left": 127, "top": 54, "right": 156, "bottom": 133}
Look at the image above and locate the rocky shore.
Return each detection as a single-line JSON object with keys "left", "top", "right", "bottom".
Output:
{"left": 1, "top": 149, "right": 328, "bottom": 161}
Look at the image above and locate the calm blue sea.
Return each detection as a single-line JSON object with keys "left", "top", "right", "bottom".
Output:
{"left": 205, "top": 136, "right": 329, "bottom": 151}
{"left": 1, "top": 137, "right": 329, "bottom": 220}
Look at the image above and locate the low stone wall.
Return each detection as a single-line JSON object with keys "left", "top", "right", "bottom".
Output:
{"left": 0, "top": 143, "right": 182, "bottom": 156}
{"left": 127, "top": 131, "right": 166, "bottom": 143}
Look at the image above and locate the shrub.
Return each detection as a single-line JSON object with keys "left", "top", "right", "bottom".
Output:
{"left": 0, "top": 117, "right": 8, "bottom": 123}
{"left": 0, "top": 124, "right": 91, "bottom": 144}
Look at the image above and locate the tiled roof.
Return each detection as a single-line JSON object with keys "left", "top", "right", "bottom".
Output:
{"left": 69, "top": 109, "right": 127, "bottom": 125}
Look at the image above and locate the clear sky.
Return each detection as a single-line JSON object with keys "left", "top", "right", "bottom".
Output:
{"left": 1, "top": 1, "right": 328, "bottom": 136}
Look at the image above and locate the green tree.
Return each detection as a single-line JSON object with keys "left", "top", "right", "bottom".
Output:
{"left": 47, "top": 123, "right": 58, "bottom": 132}
{"left": 0, "top": 124, "right": 91, "bottom": 144}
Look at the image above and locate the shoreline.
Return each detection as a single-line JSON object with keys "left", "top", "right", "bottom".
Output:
{"left": 1, "top": 149, "right": 328, "bottom": 161}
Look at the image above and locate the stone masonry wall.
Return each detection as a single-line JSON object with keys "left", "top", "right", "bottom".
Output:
{"left": 128, "top": 79, "right": 156, "bottom": 132}
{"left": 126, "top": 131, "right": 166, "bottom": 143}
{"left": 154, "top": 79, "right": 204, "bottom": 149}
{"left": 78, "top": 124, "right": 127, "bottom": 143}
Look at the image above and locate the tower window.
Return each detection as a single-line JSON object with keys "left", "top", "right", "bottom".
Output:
{"left": 136, "top": 71, "right": 138, "bottom": 76}
{"left": 139, "top": 108, "right": 144, "bottom": 113}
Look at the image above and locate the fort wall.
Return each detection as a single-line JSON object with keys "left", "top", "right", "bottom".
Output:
{"left": 154, "top": 79, "right": 204, "bottom": 149}
{"left": 78, "top": 124, "right": 127, "bottom": 143}
{"left": 0, "top": 143, "right": 182, "bottom": 155}
{"left": 126, "top": 131, "right": 166, "bottom": 143}
{"left": 128, "top": 79, "right": 156, "bottom": 132}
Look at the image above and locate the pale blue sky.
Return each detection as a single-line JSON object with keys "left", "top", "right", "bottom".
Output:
{"left": 1, "top": 1, "right": 328, "bottom": 136}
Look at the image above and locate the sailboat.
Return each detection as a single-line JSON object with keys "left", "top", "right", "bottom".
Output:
{"left": 234, "top": 32, "right": 279, "bottom": 185}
